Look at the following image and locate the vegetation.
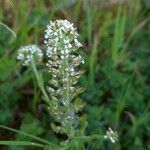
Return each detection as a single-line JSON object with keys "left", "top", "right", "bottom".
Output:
{"left": 0, "top": 0, "right": 149, "bottom": 149}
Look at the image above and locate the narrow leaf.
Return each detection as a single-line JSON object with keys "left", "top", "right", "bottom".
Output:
{"left": 0, "top": 125, "right": 57, "bottom": 147}
{"left": 0, "top": 141, "right": 44, "bottom": 147}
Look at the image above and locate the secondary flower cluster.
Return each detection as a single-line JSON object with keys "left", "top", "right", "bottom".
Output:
{"left": 17, "top": 45, "right": 43, "bottom": 66}
{"left": 45, "top": 19, "right": 84, "bottom": 135}
{"left": 104, "top": 127, "right": 118, "bottom": 143}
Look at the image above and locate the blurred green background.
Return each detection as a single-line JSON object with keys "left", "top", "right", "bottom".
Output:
{"left": 0, "top": 0, "right": 149, "bottom": 149}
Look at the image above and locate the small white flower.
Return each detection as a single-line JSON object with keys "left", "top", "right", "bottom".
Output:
{"left": 104, "top": 127, "right": 118, "bottom": 143}
{"left": 61, "top": 50, "right": 65, "bottom": 55}
{"left": 74, "top": 39, "right": 82, "bottom": 48}
{"left": 48, "top": 47, "right": 53, "bottom": 51}
{"left": 65, "top": 49, "right": 69, "bottom": 54}
{"left": 70, "top": 86, "right": 75, "bottom": 92}
{"left": 54, "top": 32, "right": 58, "bottom": 36}
{"left": 61, "top": 55, "right": 64, "bottom": 59}
{"left": 55, "top": 37, "right": 59, "bottom": 42}
{"left": 68, "top": 43, "right": 72, "bottom": 48}
{"left": 82, "top": 60, "right": 85, "bottom": 64}
{"left": 48, "top": 87, "right": 55, "bottom": 92}
{"left": 64, "top": 39, "right": 70, "bottom": 44}
{"left": 53, "top": 47, "right": 57, "bottom": 52}
{"left": 45, "top": 34, "right": 49, "bottom": 39}
{"left": 70, "top": 68, "right": 74, "bottom": 72}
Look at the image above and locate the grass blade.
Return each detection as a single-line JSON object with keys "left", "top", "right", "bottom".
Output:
{"left": 111, "top": 6, "right": 127, "bottom": 64}
{"left": 0, "top": 141, "right": 44, "bottom": 147}
{"left": 0, "top": 125, "right": 59, "bottom": 148}
{"left": 0, "top": 22, "right": 16, "bottom": 38}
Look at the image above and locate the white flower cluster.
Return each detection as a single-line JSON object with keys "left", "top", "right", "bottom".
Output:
{"left": 44, "top": 19, "right": 83, "bottom": 59}
{"left": 17, "top": 45, "right": 43, "bottom": 66}
{"left": 104, "top": 127, "right": 118, "bottom": 143}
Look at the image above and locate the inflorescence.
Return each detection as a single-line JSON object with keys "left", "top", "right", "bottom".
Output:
{"left": 17, "top": 45, "right": 43, "bottom": 66}
{"left": 44, "top": 19, "right": 84, "bottom": 135}
{"left": 104, "top": 127, "right": 118, "bottom": 143}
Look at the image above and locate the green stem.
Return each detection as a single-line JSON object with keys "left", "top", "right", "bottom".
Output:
{"left": 64, "top": 58, "right": 76, "bottom": 135}
{"left": 31, "top": 60, "right": 51, "bottom": 106}
{"left": 73, "top": 135, "right": 103, "bottom": 140}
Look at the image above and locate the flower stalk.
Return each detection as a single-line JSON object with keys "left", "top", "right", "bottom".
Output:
{"left": 31, "top": 59, "right": 51, "bottom": 106}
{"left": 44, "top": 19, "right": 85, "bottom": 136}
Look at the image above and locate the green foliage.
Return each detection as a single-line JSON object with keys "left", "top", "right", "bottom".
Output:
{"left": 0, "top": 0, "right": 149, "bottom": 149}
